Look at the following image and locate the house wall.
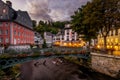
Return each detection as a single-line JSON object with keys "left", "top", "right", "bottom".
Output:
{"left": 0, "top": 22, "right": 34, "bottom": 47}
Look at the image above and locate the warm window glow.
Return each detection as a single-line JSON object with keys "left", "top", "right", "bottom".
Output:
{"left": 110, "top": 46, "right": 112, "bottom": 48}
{"left": 111, "top": 39, "right": 113, "bottom": 42}
{"left": 107, "top": 45, "right": 110, "bottom": 49}
{"left": 54, "top": 41, "right": 60, "bottom": 46}
{"left": 107, "top": 39, "right": 110, "bottom": 42}
{"left": 114, "top": 46, "right": 119, "bottom": 51}
{"left": 63, "top": 42, "right": 67, "bottom": 46}
{"left": 115, "top": 38, "right": 118, "bottom": 43}
{"left": 68, "top": 43, "right": 72, "bottom": 46}
{"left": 97, "top": 45, "right": 100, "bottom": 49}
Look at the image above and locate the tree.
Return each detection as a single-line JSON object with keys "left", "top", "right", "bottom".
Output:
{"left": 42, "top": 39, "right": 47, "bottom": 48}
{"left": 71, "top": 0, "right": 120, "bottom": 49}
{"left": 32, "top": 20, "right": 37, "bottom": 28}
{"left": 35, "top": 20, "right": 66, "bottom": 35}
{"left": 71, "top": 5, "right": 98, "bottom": 46}
{"left": 52, "top": 21, "right": 70, "bottom": 29}
{"left": 91, "top": 0, "right": 120, "bottom": 49}
{"left": 34, "top": 20, "right": 47, "bottom": 36}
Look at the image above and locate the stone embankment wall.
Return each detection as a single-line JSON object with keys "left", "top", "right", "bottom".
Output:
{"left": 91, "top": 53, "right": 120, "bottom": 78}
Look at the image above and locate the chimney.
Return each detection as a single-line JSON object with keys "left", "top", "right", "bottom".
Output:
{"left": 6, "top": 1, "right": 12, "bottom": 7}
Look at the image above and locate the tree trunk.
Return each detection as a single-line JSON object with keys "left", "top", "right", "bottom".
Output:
{"left": 88, "top": 40, "right": 91, "bottom": 49}
{"left": 103, "top": 36, "right": 107, "bottom": 49}
{"left": 89, "top": 40, "right": 91, "bottom": 46}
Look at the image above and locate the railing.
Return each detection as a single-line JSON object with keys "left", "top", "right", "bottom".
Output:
{"left": 0, "top": 52, "right": 90, "bottom": 69}
{"left": 0, "top": 47, "right": 91, "bottom": 69}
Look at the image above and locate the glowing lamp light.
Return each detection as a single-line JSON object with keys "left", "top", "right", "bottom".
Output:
{"left": 114, "top": 46, "right": 119, "bottom": 51}
{"left": 110, "top": 46, "right": 112, "bottom": 48}
{"left": 54, "top": 41, "right": 60, "bottom": 46}
{"left": 74, "top": 43, "right": 77, "bottom": 46}
{"left": 68, "top": 43, "right": 72, "bottom": 47}
{"left": 111, "top": 39, "right": 113, "bottom": 42}
{"left": 97, "top": 45, "right": 100, "bottom": 49}
{"left": 78, "top": 43, "right": 81, "bottom": 46}
{"left": 115, "top": 38, "right": 118, "bottom": 43}
{"left": 107, "top": 39, "right": 110, "bottom": 42}
{"left": 63, "top": 42, "right": 67, "bottom": 46}
{"left": 107, "top": 45, "right": 109, "bottom": 49}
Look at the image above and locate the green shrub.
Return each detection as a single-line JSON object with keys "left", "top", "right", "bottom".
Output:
{"left": 0, "top": 54, "right": 11, "bottom": 59}
{"left": 0, "top": 69, "right": 5, "bottom": 79}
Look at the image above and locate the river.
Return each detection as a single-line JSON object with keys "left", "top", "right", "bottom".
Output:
{"left": 20, "top": 58, "right": 117, "bottom": 80}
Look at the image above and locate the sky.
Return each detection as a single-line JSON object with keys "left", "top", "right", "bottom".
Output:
{"left": 3, "top": 0, "right": 90, "bottom": 22}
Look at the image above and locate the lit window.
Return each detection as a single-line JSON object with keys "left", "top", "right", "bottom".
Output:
{"left": 111, "top": 39, "right": 113, "bottom": 42}
{"left": 115, "top": 38, "right": 118, "bottom": 43}
{"left": 107, "top": 39, "right": 110, "bottom": 42}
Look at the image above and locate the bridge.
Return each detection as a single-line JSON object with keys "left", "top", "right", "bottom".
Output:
{"left": 0, "top": 47, "right": 90, "bottom": 69}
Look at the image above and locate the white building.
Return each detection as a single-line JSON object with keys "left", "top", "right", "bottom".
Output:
{"left": 34, "top": 32, "right": 43, "bottom": 48}
{"left": 44, "top": 32, "right": 53, "bottom": 47}
{"left": 64, "top": 24, "right": 78, "bottom": 41}
{"left": 53, "top": 29, "right": 64, "bottom": 43}
{"left": 53, "top": 24, "right": 80, "bottom": 47}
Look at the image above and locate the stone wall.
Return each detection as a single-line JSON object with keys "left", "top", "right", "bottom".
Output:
{"left": 91, "top": 53, "right": 120, "bottom": 78}
{"left": 7, "top": 45, "right": 31, "bottom": 52}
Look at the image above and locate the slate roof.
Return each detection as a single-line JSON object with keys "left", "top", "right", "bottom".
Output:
{"left": 0, "top": 0, "right": 33, "bottom": 29}
{"left": 0, "top": 0, "right": 15, "bottom": 20}
{"left": 56, "top": 30, "right": 64, "bottom": 36}
{"left": 45, "top": 32, "right": 53, "bottom": 36}
{"left": 15, "top": 10, "right": 33, "bottom": 29}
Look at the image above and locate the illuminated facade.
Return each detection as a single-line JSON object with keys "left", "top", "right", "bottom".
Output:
{"left": 98, "top": 28, "right": 120, "bottom": 50}
{"left": 53, "top": 24, "right": 85, "bottom": 47}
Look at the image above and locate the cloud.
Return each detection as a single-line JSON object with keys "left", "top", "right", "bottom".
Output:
{"left": 26, "top": 0, "right": 90, "bottom": 21}
{"left": 26, "top": 0, "right": 52, "bottom": 21}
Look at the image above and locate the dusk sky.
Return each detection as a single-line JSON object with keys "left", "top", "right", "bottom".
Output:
{"left": 3, "top": 0, "right": 90, "bottom": 21}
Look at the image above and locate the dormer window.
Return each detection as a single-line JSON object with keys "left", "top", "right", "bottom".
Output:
{"left": 3, "top": 8, "right": 6, "bottom": 13}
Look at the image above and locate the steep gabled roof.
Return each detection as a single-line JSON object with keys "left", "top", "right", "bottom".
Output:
{"left": 0, "top": 0, "right": 15, "bottom": 20}
{"left": 15, "top": 10, "right": 33, "bottom": 29}
{"left": 0, "top": 0, "right": 33, "bottom": 29}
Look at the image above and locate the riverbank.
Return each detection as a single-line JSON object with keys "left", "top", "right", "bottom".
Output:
{"left": 0, "top": 57, "right": 118, "bottom": 80}
{"left": 64, "top": 56, "right": 118, "bottom": 80}
{"left": 20, "top": 58, "right": 117, "bottom": 80}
